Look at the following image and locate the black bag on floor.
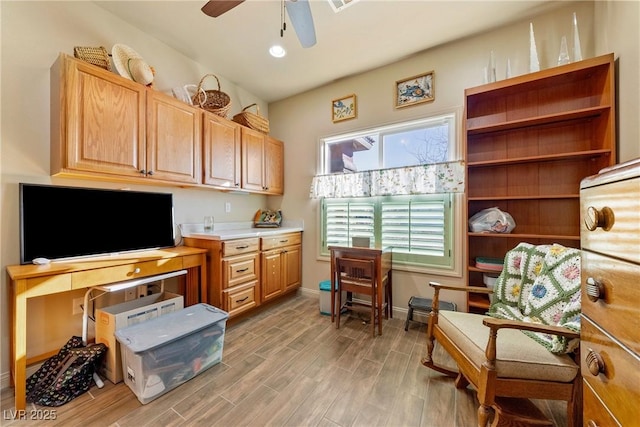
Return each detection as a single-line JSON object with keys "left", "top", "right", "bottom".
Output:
{"left": 26, "top": 336, "right": 107, "bottom": 407}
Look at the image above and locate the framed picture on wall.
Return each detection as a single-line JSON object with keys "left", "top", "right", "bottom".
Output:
{"left": 332, "top": 94, "right": 357, "bottom": 122}
{"left": 395, "top": 71, "right": 434, "bottom": 108}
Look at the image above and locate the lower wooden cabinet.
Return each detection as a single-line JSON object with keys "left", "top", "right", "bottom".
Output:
{"left": 184, "top": 231, "right": 302, "bottom": 318}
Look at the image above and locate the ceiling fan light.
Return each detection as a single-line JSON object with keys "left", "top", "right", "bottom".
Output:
{"left": 269, "top": 45, "right": 286, "bottom": 58}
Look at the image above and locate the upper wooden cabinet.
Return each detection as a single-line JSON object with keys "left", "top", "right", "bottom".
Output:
{"left": 146, "top": 91, "right": 202, "bottom": 184}
{"left": 464, "top": 53, "right": 616, "bottom": 313}
{"left": 51, "top": 53, "right": 202, "bottom": 185}
{"left": 241, "top": 127, "right": 284, "bottom": 195}
{"left": 51, "top": 53, "right": 284, "bottom": 194}
{"left": 203, "top": 112, "right": 241, "bottom": 189}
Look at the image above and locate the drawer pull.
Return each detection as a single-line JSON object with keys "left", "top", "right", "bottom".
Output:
{"left": 586, "top": 348, "right": 605, "bottom": 376}
{"left": 235, "top": 296, "right": 249, "bottom": 303}
{"left": 585, "top": 206, "right": 615, "bottom": 231}
{"left": 279, "top": 239, "right": 289, "bottom": 243}
{"left": 236, "top": 267, "right": 249, "bottom": 273}
{"left": 236, "top": 245, "right": 249, "bottom": 250}
{"left": 585, "top": 277, "right": 604, "bottom": 302}
{"left": 133, "top": 268, "right": 141, "bottom": 274}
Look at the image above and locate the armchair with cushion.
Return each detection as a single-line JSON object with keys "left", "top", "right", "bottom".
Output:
{"left": 422, "top": 243, "right": 582, "bottom": 427}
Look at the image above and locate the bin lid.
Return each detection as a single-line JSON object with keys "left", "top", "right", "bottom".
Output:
{"left": 319, "top": 280, "right": 332, "bottom": 291}
{"left": 115, "top": 303, "right": 228, "bottom": 353}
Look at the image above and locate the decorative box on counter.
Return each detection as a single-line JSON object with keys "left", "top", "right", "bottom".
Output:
{"left": 115, "top": 303, "right": 228, "bottom": 404}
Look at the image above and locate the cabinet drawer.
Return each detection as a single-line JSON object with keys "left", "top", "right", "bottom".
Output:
{"left": 222, "top": 238, "right": 259, "bottom": 257}
{"left": 581, "top": 250, "right": 640, "bottom": 355}
{"left": 583, "top": 379, "right": 621, "bottom": 427}
{"left": 222, "top": 253, "right": 259, "bottom": 289}
{"left": 223, "top": 281, "right": 257, "bottom": 317}
{"left": 580, "top": 177, "right": 640, "bottom": 264}
{"left": 580, "top": 316, "right": 640, "bottom": 426}
{"left": 71, "top": 258, "right": 183, "bottom": 289}
{"left": 261, "top": 232, "right": 301, "bottom": 250}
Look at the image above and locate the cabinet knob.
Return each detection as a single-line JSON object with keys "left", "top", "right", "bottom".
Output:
{"left": 586, "top": 348, "right": 605, "bottom": 376}
{"left": 235, "top": 183, "right": 239, "bottom": 187}
{"left": 133, "top": 268, "right": 141, "bottom": 274}
{"left": 587, "top": 421, "right": 599, "bottom": 427}
{"left": 140, "top": 169, "right": 146, "bottom": 174}
{"left": 585, "top": 206, "right": 614, "bottom": 231}
{"left": 147, "top": 170, "right": 154, "bottom": 176}
{"left": 585, "top": 277, "right": 604, "bottom": 302}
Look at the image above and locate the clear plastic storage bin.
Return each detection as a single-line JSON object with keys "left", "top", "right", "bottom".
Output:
{"left": 115, "top": 303, "right": 228, "bottom": 404}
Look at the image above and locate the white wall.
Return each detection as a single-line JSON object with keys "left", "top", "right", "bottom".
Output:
{"left": 0, "top": 2, "right": 270, "bottom": 382}
{"left": 268, "top": 0, "right": 639, "bottom": 320}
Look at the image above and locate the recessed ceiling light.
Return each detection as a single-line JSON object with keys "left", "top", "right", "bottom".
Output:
{"left": 269, "top": 45, "right": 286, "bottom": 58}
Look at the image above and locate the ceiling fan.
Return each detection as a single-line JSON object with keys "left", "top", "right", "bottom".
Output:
{"left": 201, "top": 0, "right": 317, "bottom": 48}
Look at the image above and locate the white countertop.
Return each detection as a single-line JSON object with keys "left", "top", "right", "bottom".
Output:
{"left": 180, "top": 220, "right": 303, "bottom": 241}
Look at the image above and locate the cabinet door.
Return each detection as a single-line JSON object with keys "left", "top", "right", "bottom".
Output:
{"left": 59, "top": 57, "right": 146, "bottom": 177}
{"left": 264, "top": 136, "right": 284, "bottom": 195}
{"left": 283, "top": 244, "right": 301, "bottom": 292}
{"left": 261, "top": 249, "right": 283, "bottom": 302}
{"left": 146, "top": 91, "right": 202, "bottom": 184}
{"left": 203, "top": 112, "right": 241, "bottom": 188}
{"left": 241, "top": 127, "right": 265, "bottom": 192}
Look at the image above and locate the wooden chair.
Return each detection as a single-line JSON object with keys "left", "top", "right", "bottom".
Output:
{"left": 335, "top": 257, "right": 385, "bottom": 336}
{"left": 421, "top": 243, "right": 583, "bottom": 427}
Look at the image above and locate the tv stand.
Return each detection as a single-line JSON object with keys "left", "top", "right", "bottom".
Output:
{"left": 6, "top": 246, "right": 207, "bottom": 411}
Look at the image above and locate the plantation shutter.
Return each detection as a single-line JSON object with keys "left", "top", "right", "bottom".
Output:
{"left": 324, "top": 200, "right": 375, "bottom": 247}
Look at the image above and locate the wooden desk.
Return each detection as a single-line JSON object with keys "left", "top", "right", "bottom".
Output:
{"left": 329, "top": 245, "right": 392, "bottom": 331}
{"left": 6, "top": 246, "right": 207, "bottom": 411}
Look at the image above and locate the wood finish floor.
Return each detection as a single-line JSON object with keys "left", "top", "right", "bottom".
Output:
{"left": 2, "top": 294, "right": 568, "bottom": 427}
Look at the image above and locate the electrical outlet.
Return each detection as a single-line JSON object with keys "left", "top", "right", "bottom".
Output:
{"left": 225, "top": 202, "right": 231, "bottom": 213}
{"left": 137, "top": 285, "right": 148, "bottom": 298}
{"left": 72, "top": 297, "right": 83, "bottom": 315}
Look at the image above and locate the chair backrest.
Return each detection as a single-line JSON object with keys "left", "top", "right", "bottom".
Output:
{"left": 488, "top": 242, "right": 582, "bottom": 354}
{"left": 336, "top": 257, "right": 376, "bottom": 294}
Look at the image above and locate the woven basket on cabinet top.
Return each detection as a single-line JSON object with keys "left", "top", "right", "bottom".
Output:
{"left": 232, "top": 103, "right": 270, "bottom": 134}
{"left": 192, "top": 74, "right": 231, "bottom": 118}
{"left": 73, "top": 46, "right": 112, "bottom": 71}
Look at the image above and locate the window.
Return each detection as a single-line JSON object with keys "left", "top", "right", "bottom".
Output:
{"left": 318, "top": 113, "right": 458, "bottom": 270}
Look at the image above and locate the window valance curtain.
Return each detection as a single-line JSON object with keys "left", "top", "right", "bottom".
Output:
{"left": 309, "top": 161, "right": 465, "bottom": 198}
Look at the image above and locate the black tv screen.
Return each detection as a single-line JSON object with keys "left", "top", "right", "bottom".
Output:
{"left": 19, "top": 183, "right": 175, "bottom": 264}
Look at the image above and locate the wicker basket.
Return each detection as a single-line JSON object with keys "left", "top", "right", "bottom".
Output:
{"left": 192, "top": 74, "right": 231, "bottom": 118}
{"left": 73, "top": 46, "right": 112, "bottom": 71}
{"left": 232, "top": 103, "right": 270, "bottom": 134}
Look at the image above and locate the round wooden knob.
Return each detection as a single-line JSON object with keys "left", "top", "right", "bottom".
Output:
{"left": 586, "top": 349, "right": 604, "bottom": 376}
{"left": 584, "top": 206, "right": 614, "bottom": 231}
{"left": 585, "top": 277, "right": 604, "bottom": 302}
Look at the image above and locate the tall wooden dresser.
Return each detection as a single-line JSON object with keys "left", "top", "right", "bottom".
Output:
{"left": 579, "top": 158, "right": 640, "bottom": 426}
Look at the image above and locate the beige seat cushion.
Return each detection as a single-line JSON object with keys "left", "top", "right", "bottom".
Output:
{"left": 438, "top": 311, "right": 579, "bottom": 383}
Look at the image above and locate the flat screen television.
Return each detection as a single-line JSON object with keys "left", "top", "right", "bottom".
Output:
{"left": 19, "top": 183, "right": 176, "bottom": 264}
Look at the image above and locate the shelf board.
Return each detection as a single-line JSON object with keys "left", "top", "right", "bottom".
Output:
{"left": 466, "top": 105, "right": 611, "bottom": 135}
{"left": 468, "top": 194, "right": 579, "bottom": 201}
{"left": 467, "top": 149, "right": 612, "bottom": 168}
{"left": 467, "top": 232, "right": 580, "bottom": 241}
{"left": 468, "top": 293, "right": 490, "bottom": 309}
{"left": 469, "top": 266, "right": 503, "bottom": 274}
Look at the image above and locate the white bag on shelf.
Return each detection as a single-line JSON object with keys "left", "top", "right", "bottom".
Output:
{"left": 469, "top": 207, "right": 516, "bottom": 233}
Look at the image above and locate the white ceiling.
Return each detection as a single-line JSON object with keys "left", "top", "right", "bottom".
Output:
{"left": 94, "top": 0, "right": 561, "bottom": 103}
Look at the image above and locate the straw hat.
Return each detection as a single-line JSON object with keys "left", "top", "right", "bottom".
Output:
{"left": 112, "top": 44, "right": 154, "bottom": 86}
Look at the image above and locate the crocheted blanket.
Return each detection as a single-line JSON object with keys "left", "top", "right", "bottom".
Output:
{"left": 488, "top": 242, "right": 581, "bottom": 354}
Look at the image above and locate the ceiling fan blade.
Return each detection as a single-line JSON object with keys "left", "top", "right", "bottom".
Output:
{"left": 285, "top": 0, "right": 316, "bottom": 48}
{"left": 201, "top": 0, "right": 244, "bottom": 18}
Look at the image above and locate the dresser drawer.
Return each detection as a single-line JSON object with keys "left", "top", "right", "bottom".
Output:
{"left": 222, "top": 238, "right": 260, "bottom": 257}
{"left": 583, "top": 379, "right": 621, "bottom": 427}
{"left": 261, "top": 232, "right": 301, "bottom": 251}
{"left": 71, "top": 258, "right": 183, "bottom": 289}
{"left": 581, "top": 250, "right": 640, "bottom": 355}
{"left": 222, "top": 253, "right": 259, "bottom": 289}
{"left": 580, "top": 316, "right": 640, "bottom": 426}
{"left": 223, "top": 280, "right": 257, "bottom": 317}
{"left": 580, "top": 176, "right": 640, "bottom": 264}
